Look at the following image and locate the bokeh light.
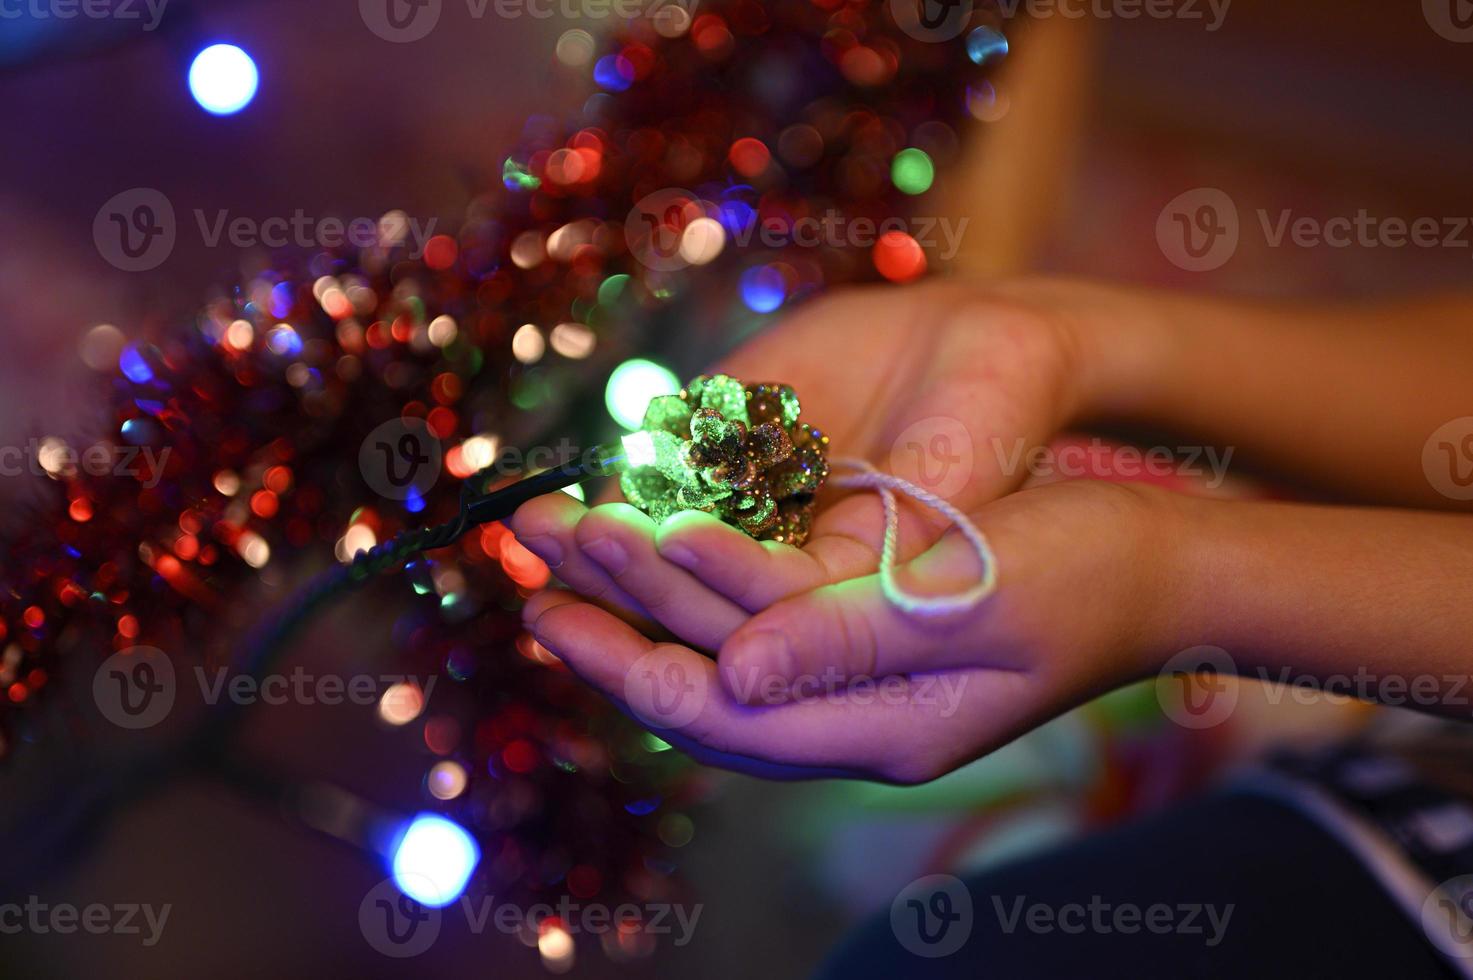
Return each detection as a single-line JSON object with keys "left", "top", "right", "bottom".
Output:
{"left": 390, "top": 813, "right": 479, "bottom": 908}
{"left": 605, "top": 358, "right": 679, "bottom": 430}
{"left": 891, "top": 147, "right": 935, "bottom": 195}
{"left": 739, "top": 265, "right": 787, "bottom": 313}
{"left": 966, "top": 27, "right": 1009, "bottom": 67}
{"left": 873, "top": 230, "right": 927, "bottom": 282}
{"left": 188, "top": 44, "right": 259, "bottom": 116}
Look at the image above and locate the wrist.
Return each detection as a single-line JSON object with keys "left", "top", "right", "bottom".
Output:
{"left": 1028, "top": 279, "right": 1186, "bottom": 428}
{"left": 1114, "top": 482, "right": 1208, "bottom": 680}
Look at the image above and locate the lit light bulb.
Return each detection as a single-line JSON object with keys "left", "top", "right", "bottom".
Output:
{"left": 605, "top": 358, "right": 679, "bottom": 430}
{"left": 188, "top": 44, "right": 259, "bottom": 116}
{"left": 390, "top": 813, "right": 479, "bottom": 908}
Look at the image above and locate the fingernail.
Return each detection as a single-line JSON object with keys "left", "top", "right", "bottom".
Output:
{"left": 581, "top": 536, "right": 628, "bottom": 574}
{"left": 519, "top": 534, "right": 563, "bottom": 569}
{"left": 729, "top": 631, "right": 796, "bottom": 701}
{"left": 660, "top": 543, "right": 698, "bottom": 569}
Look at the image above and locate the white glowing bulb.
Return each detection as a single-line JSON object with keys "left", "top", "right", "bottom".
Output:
{"left": 620, "top": 430, "right": 657, "bottom": 469}
{"left": 390, "top": 814, "right": 480, "bottom": 908}
{"left": 188, "top": 44, "right": 259, "bottom": 116}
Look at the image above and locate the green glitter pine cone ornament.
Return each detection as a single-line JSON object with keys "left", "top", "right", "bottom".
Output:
{"left": 621, "top": 375, "right": 830, "bottom": 547}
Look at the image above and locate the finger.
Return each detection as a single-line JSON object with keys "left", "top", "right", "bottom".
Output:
{"left": 510, "top": 493, "right": 650, "bottom": 621}
{"left": 525, "top": 593, "right": 978, "bottom": 777}
{"left": 655, "top": 493, "right": 941, "bottom": 612}
{"left": 574, "top": 503, "right": 748, "bottom": 651}
{"left": 717, "top": 526, "right": 1002, "bottom": 699}
{"left": 526, "top": 594, "right": 853, "bottom": 778}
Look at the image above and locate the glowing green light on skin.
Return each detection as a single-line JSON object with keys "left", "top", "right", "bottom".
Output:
{"left": 891, "top": 147, "right": 935, "bottom": 196}
{"left": 606, "top": 358, "right": 680, "bottom": 430}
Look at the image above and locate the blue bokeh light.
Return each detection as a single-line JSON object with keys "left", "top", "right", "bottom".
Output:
{"left": 592, "top": 54, "right": 634, "bottom": 92}
{"left": 119, "top": 344, "right": 153, "bottom": 384}
{"left": 188, "top": 44, "right": 259, "bottom": 116}
{"left": 739, "top": 265, "right": 786, "bottom": 314}
{"left": 390, "top": 813, "right": 480, "bottom": 908}
{"left": 965, "top": 27, "right": 1009, "bottom": 67}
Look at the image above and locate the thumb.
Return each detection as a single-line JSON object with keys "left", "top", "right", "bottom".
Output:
{"left": 716, "top": 529, "right": 997, "bottom": 703}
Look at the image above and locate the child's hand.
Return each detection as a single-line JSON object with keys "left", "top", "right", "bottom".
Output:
{"left": 509, "top": 279, "right": 1473, "bottom": 782}
{"left": 511, "top": 280, "right": 1091, "bottom": 651}
{"left": 509, "top": 280, "right": 1176, "bottom": 781}
{"left": 519, "top": 480, "right": 1183, "bottom": 782}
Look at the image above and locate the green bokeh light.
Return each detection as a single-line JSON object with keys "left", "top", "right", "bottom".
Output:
{"left": 606, "top": 359, "right": 681, "bottom": 430}
{"left": 891, "top": 147, "right": 935, "bottom": 195}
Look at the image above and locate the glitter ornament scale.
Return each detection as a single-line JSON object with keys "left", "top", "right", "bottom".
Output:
{"left": 621, "top": 375, "right": 829, "bottom": 546}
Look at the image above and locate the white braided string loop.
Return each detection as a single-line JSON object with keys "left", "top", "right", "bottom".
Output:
{"left": 829, "top": 457, "right": 998, "bottom": 616}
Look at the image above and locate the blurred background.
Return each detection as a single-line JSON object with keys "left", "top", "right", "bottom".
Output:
{"left": 3, "top": 0, "right": 1472, "bottom": 976}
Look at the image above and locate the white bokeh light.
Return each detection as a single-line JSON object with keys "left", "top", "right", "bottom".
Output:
{"left": 188, "top": 44, "right": 259, "bottom": 116}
